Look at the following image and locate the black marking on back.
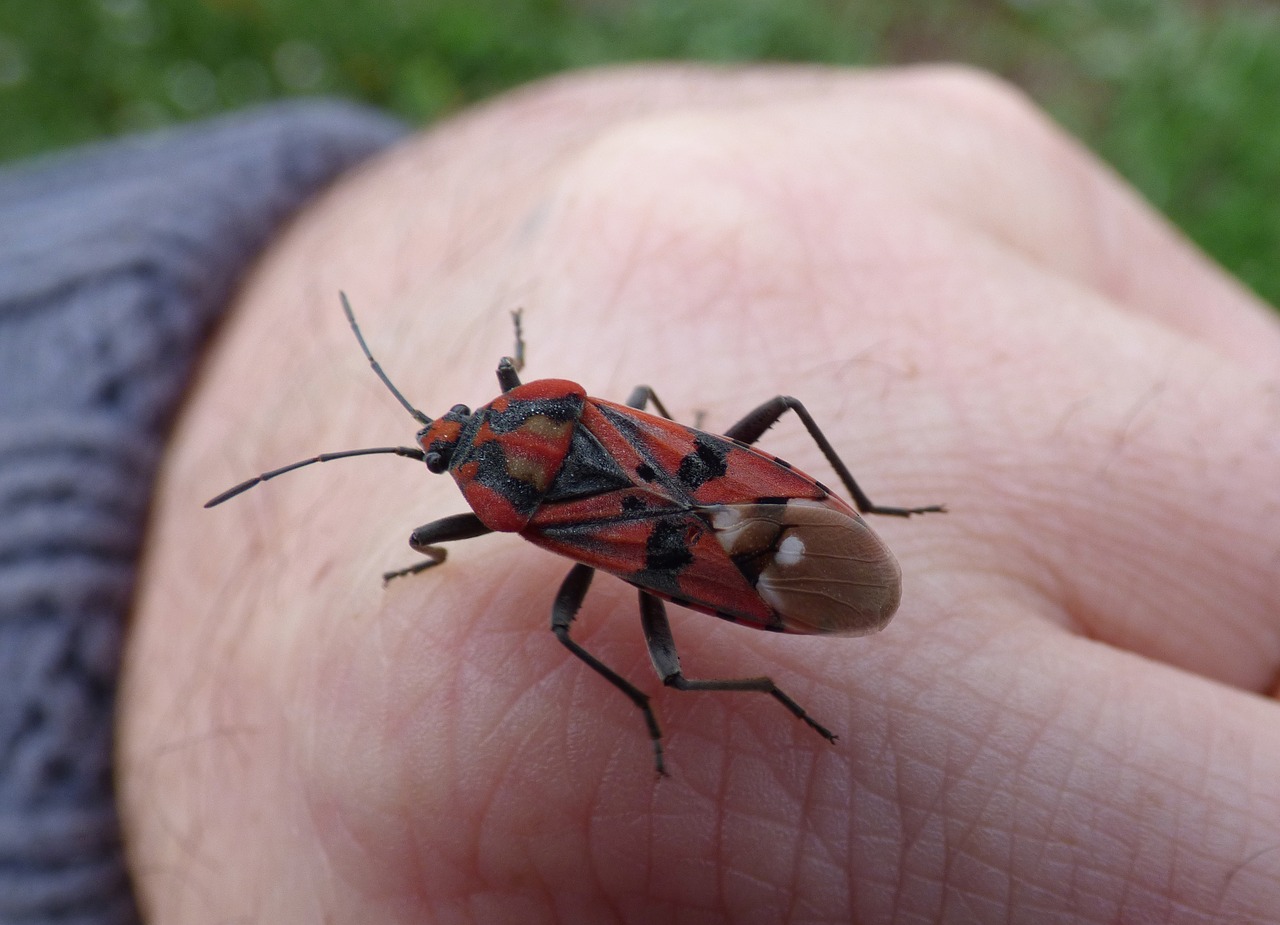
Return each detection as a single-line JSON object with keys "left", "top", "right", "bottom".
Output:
{"left": 621, "top": 516, "right": 697, "bottom": 599}
{"left": 543, "top": 425, "right": 633, "bottom": 502}
{"left": 597, "top": 402, "right": 691, "bottom": 501}
{"left": 645, "top": 518, "right": 695, "bottom": 572}
{"left": 677, "top": 435, "right": 729, "bottom": 489}
{"left": 729, "top": 547, "right": 772, "bottom": 587}
{"left": 455, "top": 438, "right": 542, "bottom": 517}
{"left": 484, "top": 394, "right": 583, "bottom": 433}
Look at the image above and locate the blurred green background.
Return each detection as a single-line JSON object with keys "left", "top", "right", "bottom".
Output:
{"left": 1, "top": 0, "right": 1277, "bottom": 307}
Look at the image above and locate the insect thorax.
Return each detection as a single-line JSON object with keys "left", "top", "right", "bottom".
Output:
{"left": 446, "top": 380, "right": 589, "bottom": 532}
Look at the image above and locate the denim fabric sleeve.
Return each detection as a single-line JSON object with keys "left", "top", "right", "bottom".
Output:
{"left": 0, "top": 100, "right": 405, "bottom": 925}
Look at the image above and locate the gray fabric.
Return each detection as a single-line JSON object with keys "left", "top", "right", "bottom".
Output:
{"left": 0, "top": 100, "right": 405, "bottom": 924}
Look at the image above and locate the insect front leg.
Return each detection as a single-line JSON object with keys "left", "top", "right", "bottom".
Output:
{"left": 383, "top": 512, "right": 493, "bottom": 584}
{"left": 639, "top": 592, "right": 838, "bottom": 745}
{"left": 552, "top": 564, "right": 668, "bottom": 775}
{"left": 724, "top": 396, "right": 945, "bottom": 518}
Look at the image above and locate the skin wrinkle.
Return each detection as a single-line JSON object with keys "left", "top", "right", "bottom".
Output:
{"left": 722, "top": 751, "right": 809, "bottom": 919}
{"left": 1073, "top": 721, "right": 1197, "bottom": 920}
{"left": 1038, "top": 679, "right": 1153, "bottom": 911}
{"left": 394, "top": 584, "right": 517, "bottom": 914}
{"left": 788, "top": 822, "right": 841, "bottom": 924}
{"left": 787, "top": 698, "right": 840, "bottom": 917}
{"left": 1217, "top": 845, "right": 1280, "bottom": 918}
{"left": 583, "top": 751, "right": 621, "bottom": 914}
{"left": 644, "top": 741, "right": 717, "bottom": 901}
{"left": 1117, "top": 841, "right": 1161, "bottom": 925}
{"left": 888, "top": 746, "right": 940, "bottom": 919}
{"left": 564, "top": 665, "right": 657, "bottom": 906}
{"left": 938, "top": 716, "right": 1025, "bottom": 919}
{"left": 472, "top": 775, "right": 540, "bottom": 919}
{"left": 706, "top": 709, "right": 733, "bottom": 918}
{"left": 947, "top": 740, "right": 1033, "bottom": 916}
{"left": 990, "top": 415, "right": 1268, "bottom": 683}
{"left": 904, "top": 629, "right": 1184, "bottom": 919}
{"left": 844, "top": 747, "right": 906, "bottom": 916}
{"left": 1021, "top": 673, "right": 1109, "bottom": 910}
{"left": 880, "top": 621, "right": 1039, "bottom": 910}
{"left": 1200, "top": 725, "right": 1275, "bottom": 918}
{"left": 1060, "top": 763, "right": 1135, "bottom": 918}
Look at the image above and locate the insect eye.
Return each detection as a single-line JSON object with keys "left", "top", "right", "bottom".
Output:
{"left": 425, "top": 452, "right": 448, "bottom": 473}
{"left": 449, "top": 404, "right": 471, "bottom": 417}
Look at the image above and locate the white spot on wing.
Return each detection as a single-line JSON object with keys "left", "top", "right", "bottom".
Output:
{"left": 710, "top": 507, "right": 741, "bottom": 530}
{"left": 757, "top": 499, "right": 902, "bottom": 634}
{"left": 776, "top": 533, "right": 805, "bottom": 567}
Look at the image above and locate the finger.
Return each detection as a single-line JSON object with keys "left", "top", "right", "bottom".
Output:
{"left": 819, "top": 67, "right": 1280, "bottom": 374}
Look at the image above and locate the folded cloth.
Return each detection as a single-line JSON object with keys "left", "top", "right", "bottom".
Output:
{"left": 0, "top": 100, "right": 404, "bottom": 925}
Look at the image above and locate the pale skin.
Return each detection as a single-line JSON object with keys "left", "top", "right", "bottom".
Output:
{"left": 119, "top": 66, "right": 1280, "bottom": 923}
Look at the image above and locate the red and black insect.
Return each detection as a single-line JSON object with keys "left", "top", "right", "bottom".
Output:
{"left": 208, "top": 295, "right": 944, "bottom": 774}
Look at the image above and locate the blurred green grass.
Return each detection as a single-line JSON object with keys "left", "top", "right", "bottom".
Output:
{"left": 1, "top": 0, "right": 1276, "bottom": 307}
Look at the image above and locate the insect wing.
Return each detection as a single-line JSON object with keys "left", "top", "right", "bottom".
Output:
{"left": 704, "top": 499, "right": 901, "bottom": 635}
{"left": 528, "top": 504, "right": 782, "bottom": 628}
{"left": 522, "top": 400, "right": 901, "bottom": 634}
{"left": 590, "top": 399, "right": 831, "bottom": 506}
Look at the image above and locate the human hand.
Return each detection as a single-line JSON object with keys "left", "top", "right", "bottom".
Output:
{"left": 120, "top": 66, "right": 1280, "bottom": 922}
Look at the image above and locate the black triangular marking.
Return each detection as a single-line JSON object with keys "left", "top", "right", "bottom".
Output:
{"left": 542, "top": 426, "right": 635, "bottom": 502}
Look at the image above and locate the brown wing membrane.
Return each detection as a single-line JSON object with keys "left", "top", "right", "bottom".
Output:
{"left": 703, "top": 499, "right": 902, "bottom": 635}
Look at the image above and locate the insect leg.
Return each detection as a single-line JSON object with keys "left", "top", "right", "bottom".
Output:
{"left": 624, "top": 385, "right": 674, "bottom": 419}
{"left": 383, "top": 512, "right": 493, "bottom": 584}
{"left": 509, "top": 308, "right": 525, "bottom": 372}
{"left": 639, "top": 591, "right": 837, "bottom": 743}
{"left": 724, "top": 396, "right": 945, "bottom": 518}
{"left": 552, "top": 564, "right": 667, "bottom": 775}
{"left": 496, "top": 309, "right": 525, "bottom": 391}
{"left": 496, "top": 357, "right": 522, "bottom": 392}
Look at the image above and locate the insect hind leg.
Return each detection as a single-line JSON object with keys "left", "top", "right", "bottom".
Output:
{"left": 724, "top": 395, "right": 944, "bottom": 518}
{"left": 552, "top": 564, "right": 668, "bottom": 775}
{"left": 639, "top": 592, "right": 837, "bottom": 744}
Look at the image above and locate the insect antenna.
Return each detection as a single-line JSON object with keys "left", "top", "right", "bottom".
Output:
{"left": 206, "top": 294, "right": 436, "bottom": 509}
{"left": 205, "top": 445, "right": 427, "bottom": 507}
{"left": 340, "top": 291, "right": 432, "bottom": 427}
